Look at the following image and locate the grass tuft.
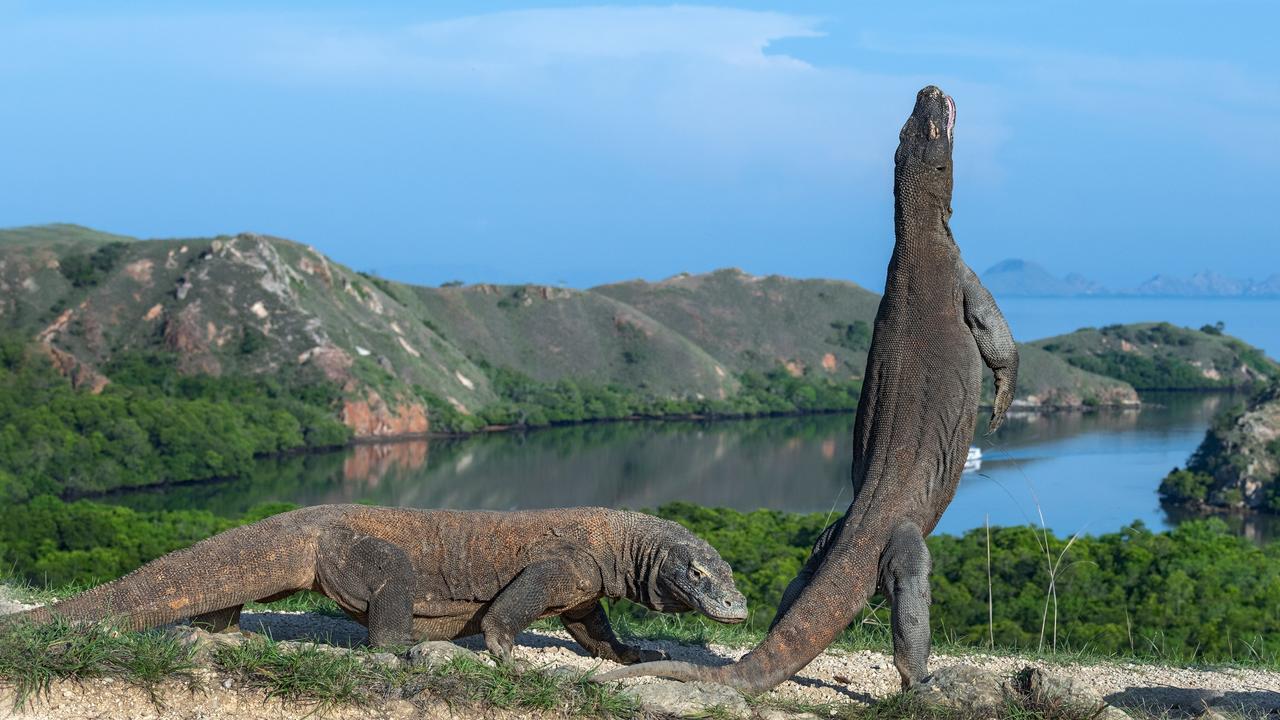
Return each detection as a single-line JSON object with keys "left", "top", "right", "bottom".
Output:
{"left": 243, "top": 590, "right": 346, "bottom": 617}
{"left": 0, "top": 617, "right": 197, "bottom": 708}
{"left": 212, "top": 636, "right": 389, "bottom": 709}
{"left": 425, "top": 654, "right": 639, "bottom": 718}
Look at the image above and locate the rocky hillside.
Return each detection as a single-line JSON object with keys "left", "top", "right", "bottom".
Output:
{"left": 1034, "top": 322, "right": 1280, "bottom": 391}
{"left": 0, "top": 225, "right": 1175, "bottom": 440}
{"left": 1161, "top": 384, "right": 1280, "bottom": 513}
{"left": 594, "top": 269, "right": 883, "bottom": 382}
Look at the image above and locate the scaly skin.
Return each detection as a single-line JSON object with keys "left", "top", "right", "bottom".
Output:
{"left": 6, "top": 505, "right": 748, "bottom": 663}
{"left": 594, "top": 86, "right": 1018, "bottom": 693}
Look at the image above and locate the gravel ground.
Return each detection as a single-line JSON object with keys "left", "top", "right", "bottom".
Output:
{"left": 234, "top": 610, "right": 1280, "bottom": 717}
{"left": 4, "top": 598, "right": 1279, "bottom": 718}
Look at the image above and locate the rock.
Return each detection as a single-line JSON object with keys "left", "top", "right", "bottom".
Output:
{"left": 1015, "top": 667, "right": 1130, "bottom": 720}
{"left": 42, "top": 344, "right": 109, "bottom": 394}
{"left": 341, "top": 390, "right": 429, "bottom": 438}
{"left": 168, "top": 626, "right": 246, "bottom": 664}
{"left": 622, "top": 679, "right": 749, "bottom": 718}
{"left": 757, "top": 710, "right": 820, "bottom": 720}
{"left": 545, "top": 665, "right": 583, "bottom": 680}
{"left": 365, "top": 651, "right": 402, "bottom": 668}
{"left": 1194, "top": 710, "right": 1232, "bottom": 720}
{"left": 406, "top": 640, "right": 483, "bottom": 669}
{"left": 918, "top": 665, "right": 1006, "bottom": 709}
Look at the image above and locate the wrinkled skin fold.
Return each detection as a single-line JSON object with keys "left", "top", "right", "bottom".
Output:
{"left": 593, "top": 85, "right": 1018, "bottom": 693}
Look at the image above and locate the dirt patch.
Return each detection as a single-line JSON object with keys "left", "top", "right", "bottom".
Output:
{"left": 123, "top": 258, "right": 154, "bottom": 284}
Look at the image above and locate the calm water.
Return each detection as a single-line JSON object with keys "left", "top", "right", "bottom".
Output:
{"left": 999, "top": 297, "right": 1280, "bottom": 358}
{"left": 103, "top": 391, "right": 1278, "bottom": 542}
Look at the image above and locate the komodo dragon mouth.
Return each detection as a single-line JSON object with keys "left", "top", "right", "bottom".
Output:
{"left": 945, "top": 94, "right": 956, "bottom": 141}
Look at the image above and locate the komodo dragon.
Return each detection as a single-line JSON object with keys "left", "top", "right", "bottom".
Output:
{"left": 8, "top": 504, "right": 748, "bottom": 663}
{"left": 596, "top": 86, "right": 1018, "bottom": 692}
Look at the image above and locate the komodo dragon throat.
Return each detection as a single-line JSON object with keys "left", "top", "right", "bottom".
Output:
{"left": 7, "top": 505, "right": 748, "bottom": 663}
{"left": 595, "top": 86, "right": 1018, "bottom": 693}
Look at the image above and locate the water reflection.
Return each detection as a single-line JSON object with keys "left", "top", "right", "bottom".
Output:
{"left": 102, "top": 392, "right": 1273, "bottom": 541}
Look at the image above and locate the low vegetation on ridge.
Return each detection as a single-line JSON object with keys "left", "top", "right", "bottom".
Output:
{"left": 1034, "top": 322, "right": 1280, "bottom": 391}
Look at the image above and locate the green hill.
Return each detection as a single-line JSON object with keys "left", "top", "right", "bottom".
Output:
{"left": 409, "top": 283, "right": 735, "bottom": 400}
{"left": 597, "top": 268, "right": 1137, "bottom": 410}
{"left": 0, "top": 224, "right": 1176, "bottom": 449}
{"left": 594, "top": 269, "right": 882, "bottom": 381}
{"left": 1033, "top": 322, "right": 1280, "bottom": 390}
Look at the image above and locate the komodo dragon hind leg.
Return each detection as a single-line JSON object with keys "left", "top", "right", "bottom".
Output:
{"left": 316, "top": 533, "right": 414, "bottom": 648}
{"left": 480, "top": 558, "right": 588, "bottom": 662}
{"left": 560, "top": 600, "right": 665, "bottom": 664}
{"left": 960, "top": 261, "right": 1019, "bottom": 433}
{"left": 191, "top": 605, "right": 243, "bottom": 633}
{"left": 880, "top": 521, "right": 932, "bottom": 689}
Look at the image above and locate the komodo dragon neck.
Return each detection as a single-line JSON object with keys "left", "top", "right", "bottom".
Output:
{"left": 601, "top": 513, "right": 679, "bottom": 611}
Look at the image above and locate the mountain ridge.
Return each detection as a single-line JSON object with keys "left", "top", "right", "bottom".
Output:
{"left": 19, "top": 224, "right": 1280, "bottom": 439}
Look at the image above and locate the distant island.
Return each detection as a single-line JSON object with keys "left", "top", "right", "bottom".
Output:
{"left": 983, "top": 258, "right": 1280, "bottom": 298}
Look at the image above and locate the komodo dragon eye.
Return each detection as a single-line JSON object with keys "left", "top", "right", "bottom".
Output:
{"left": 688, "top": 563, "right": 707, "bottom": 580}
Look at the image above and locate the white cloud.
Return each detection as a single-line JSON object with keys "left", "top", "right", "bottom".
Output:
{"left": 0, "top": 7, "right": 1011, "bottom": 183}
{"left": 247, "top": 6, "right": 823, "bottom": 86}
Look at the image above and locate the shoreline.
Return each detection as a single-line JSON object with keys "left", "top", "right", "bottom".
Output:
{"left": 68, "top": 398, "right": 1166, "bottom": 507}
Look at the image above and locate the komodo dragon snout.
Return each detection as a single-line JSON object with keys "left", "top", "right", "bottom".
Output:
{"left": 653, "top": 541, "right": 748, "bottom": 624}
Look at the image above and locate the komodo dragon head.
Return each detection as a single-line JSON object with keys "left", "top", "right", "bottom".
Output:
{"left": 650, "top": 538, "right": 748, "bottom": 624}
{"left": 895, "top": 84, "right": 955, "bottom": 210}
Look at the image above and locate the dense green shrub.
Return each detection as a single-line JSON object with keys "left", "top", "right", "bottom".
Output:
{"left": 423, "top": 363, "right": 862, "bottom": 433}
{"left": 0, "top": 339, "right": 350, "bottom": 502}
{"left": 653, "top": 502, "right": 1280, "bottom": 662}
{"left": 828, "top": 320, "right": 873, "bottom": 352}
{"left": 56, "top": 242, "right": 131, "bottom": 288}
{"left": 0, "top": 496, "right": 295, "bottom": 586}
{"left": 1064, "top": 351, "right": 1224, "bottom": 390}
{"left": 1158, "top": 469, "right": 1215, "bottom": 504}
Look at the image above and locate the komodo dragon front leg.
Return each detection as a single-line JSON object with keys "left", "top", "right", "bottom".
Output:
{"left": 961, "top": 262, "right": 1019, "bottom": 433}
{"left": 316, "top": 531, "right": 416, "bottom": 647}
{"left": 561, "top": 601, "right": 665, "bottom": 664}
{"left": 479, "top": 556, "right": 604, "bottom": 661}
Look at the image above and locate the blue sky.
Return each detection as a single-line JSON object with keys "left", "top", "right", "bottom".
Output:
{"left": 1, "top": 1, "right": 1276, "bottom": 290}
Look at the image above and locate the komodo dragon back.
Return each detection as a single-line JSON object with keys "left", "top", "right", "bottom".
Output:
{"left": 594, "top": 86, "right": 1018, "bottom": 693}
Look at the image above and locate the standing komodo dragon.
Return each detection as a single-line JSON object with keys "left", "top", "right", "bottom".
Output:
{"left": 7, "top": 504, "right": 748, "bottom": 663}
{"left": 596, "top": 86, "right": 1018, "bottom": 692}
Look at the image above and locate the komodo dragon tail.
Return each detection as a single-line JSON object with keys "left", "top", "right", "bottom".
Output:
{"left": 595, "top": 513, "right": 887, "bottom": 694}
{"left": 7, "top": 511, "right": 316, "bottom": 632}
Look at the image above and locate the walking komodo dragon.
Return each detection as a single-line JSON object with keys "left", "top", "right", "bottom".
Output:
{"left": 596, "top": 86, "right": 1019, "bottom": 692}
{"left": 7, "top": 504, "right": 748, "bottom": 663}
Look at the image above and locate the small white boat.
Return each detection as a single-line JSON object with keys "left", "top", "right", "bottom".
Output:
{"left": 963, "top": 446, "right": 982, "bottom": 473}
